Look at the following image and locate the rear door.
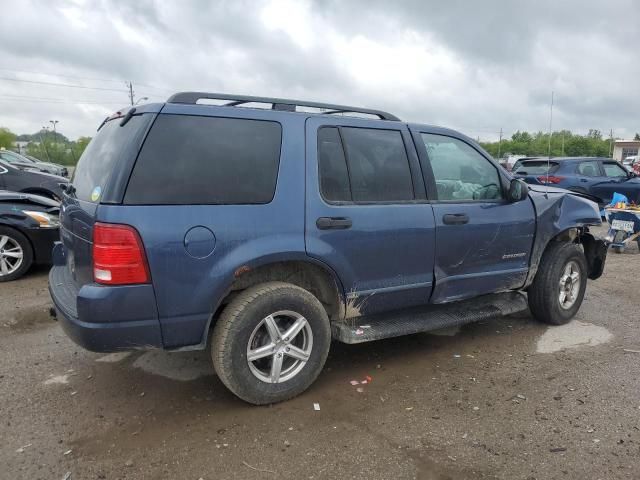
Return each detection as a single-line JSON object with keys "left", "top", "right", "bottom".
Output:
{"left": 573, "top": 160, "right": 604, "bottom": 192}
{"left": 305, "top": 117, "right": 436, "bottom": 316}
{"left": 413, "top": 129, "right": 536, "bottom": 303}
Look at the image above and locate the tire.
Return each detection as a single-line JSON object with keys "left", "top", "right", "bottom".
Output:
{"left": 211, "top": 282, "right": 331, "bottom": 405}
{"left": 528, "top": 242, "right": 588, "bottom": 325}
{"left": 0, "top": 226, "right": 34, "bottom": 282}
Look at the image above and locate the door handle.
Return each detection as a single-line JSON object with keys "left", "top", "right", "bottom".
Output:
{"left": 580, "top": 178, "right": 588, "bottom": 182}
{"left": 443, "top": 213, "right": 469, "bottom": 225}
{"left": 316, "top": 217, "right": 352, "bottom": 230}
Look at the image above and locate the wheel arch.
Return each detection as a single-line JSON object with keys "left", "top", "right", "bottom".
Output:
{"left": 199, "top": 256, "right": 347, "bottom": 348}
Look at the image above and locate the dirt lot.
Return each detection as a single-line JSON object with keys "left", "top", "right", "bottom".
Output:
{"left": 2, "top": 243, "right": 640, "bottom": 480}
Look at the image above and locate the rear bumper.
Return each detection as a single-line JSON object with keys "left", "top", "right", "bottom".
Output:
{"left": 48, "top": 263, "right": 163, "bottom": 352}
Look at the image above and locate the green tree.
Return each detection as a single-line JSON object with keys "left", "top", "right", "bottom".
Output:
{"left": 0, "top": 127, "right": 16, "bottom": 149}
{"left": 634, "top": 133, "right": 640, "bottom": 141}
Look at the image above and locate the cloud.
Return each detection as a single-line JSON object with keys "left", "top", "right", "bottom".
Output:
{"left": 0, "top": 0, "right": 638, "bottom": 141}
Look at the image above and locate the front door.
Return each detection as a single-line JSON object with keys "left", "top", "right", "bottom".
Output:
{"left": 304, "top": 117, "right": 436, "bottom": 317}
{"left": 413, "top": 130, "right": 536, "bottom": 303}
{"left": 591, "top": 161, "right": 640, "bottom": 204}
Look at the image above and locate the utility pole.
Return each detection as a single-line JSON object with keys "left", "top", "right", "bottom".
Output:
{"left": 561, "top": 132, "right": 565, "bottom": 156}
{"left": 49, "top": 120, "right": 59, "bottom": 142}
{"left": 40, "top": 126, "right": 51, "bottom": 162}
{"left": 497, "top": 127, "right": 503, "bottom": 160}
{"left": 126, "top": 81, "right": 135, "bottom": 106}
{"left": 609, "top": 129, "right": 614, "bottom": 158}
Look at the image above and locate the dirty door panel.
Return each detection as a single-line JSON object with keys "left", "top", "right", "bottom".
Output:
{"left": 305, "top": 117, "right": 436, "bottom": 317}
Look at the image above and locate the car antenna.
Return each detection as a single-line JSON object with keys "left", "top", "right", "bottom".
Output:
{"left": 546, "top": 91, "right": 554, "bottom": 199}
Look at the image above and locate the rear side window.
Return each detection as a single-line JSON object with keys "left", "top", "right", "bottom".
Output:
{"left": 73, "top": 114, "right": 153, "bottom": 203}
{"left": 318, "top": 127, "right": 414, "bottom": 202}
{"left": 576, "top": 161, "right": 600, "bottom": 177}
{"left": 125, "top": 115, "right": 282, "bottom": 205}
{"left": 513, "top": 161, "right": 560, "bottom": 175}
{"left": 318, "top": 128, "right": 351, "bottom": 202}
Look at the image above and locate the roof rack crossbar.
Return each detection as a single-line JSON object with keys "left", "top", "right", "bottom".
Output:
{"left": 167, "top": 92, "right": 400, "bottom": 121}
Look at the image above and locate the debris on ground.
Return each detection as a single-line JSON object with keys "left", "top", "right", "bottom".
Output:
{"left": 63, "top": 449, "right": 73, "bottom": 456}
{"left": 549, "top": 447, "right": 567, "bottom": 453}
{"left": 15, "top": 443, "right": 32, "bottom": 453}
{"left": 349, "top": 380, "right": 359, "bottom": 386}
{"left": 622, "top": 348, "right": 640, "bottom": 353}
{"left": 242, "top": 461, "right": 275, "bottom": 474}
{"left": 313, "top": 403, "right": 320, "bottom": 411}
{"left": 61, "top": 472, "right": 71, "bottom": 480}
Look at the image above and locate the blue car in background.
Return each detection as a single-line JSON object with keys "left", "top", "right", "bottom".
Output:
{"left": 513, "top": 157, "right": 640, "bottom": 205}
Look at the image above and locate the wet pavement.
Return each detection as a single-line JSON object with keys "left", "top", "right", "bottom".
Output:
{"left": 2, "top": 244, "right": 640, "bottom": 480}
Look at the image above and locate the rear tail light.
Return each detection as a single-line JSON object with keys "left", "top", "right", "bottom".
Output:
{"left": 537, "top": 175, "right": 564, "bottom": 184}
{"left": 93, "top": 222, "right": 150, "bottom": 285}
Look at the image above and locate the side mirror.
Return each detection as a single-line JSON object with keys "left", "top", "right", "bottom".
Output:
{"left": 508, "top": 178, "right": 529, "bottom": 202}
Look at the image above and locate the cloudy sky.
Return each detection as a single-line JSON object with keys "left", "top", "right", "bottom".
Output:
{"left": 0, "top": 0, "right": 638, "bottom": 141}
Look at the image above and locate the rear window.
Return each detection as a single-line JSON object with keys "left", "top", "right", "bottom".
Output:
{"left": 73, "top": 114, "right": 152, "bottom": 202}
{"left": 124, "top": 115, "right": 282, "bottom": 205}
{"left": 513, "top": 161, "right": 559, "bottom": 175}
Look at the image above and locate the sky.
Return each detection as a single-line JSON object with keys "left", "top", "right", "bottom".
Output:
{"left": 0, "top": 0, "right": 638, "bottom": 141}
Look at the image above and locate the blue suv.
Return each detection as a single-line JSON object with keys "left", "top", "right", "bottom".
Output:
{"left": 49, "top": 93, "right": 607, "bottom": 404}
{"left": 513, "top": 157, "right": 640, "bottom": 205}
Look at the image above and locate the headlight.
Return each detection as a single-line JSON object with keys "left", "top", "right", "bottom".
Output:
{"left": 23, "top": 210, "right": 60, "bottom": 228}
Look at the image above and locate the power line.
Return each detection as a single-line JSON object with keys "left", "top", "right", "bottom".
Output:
{"left": 0, "top": 67, "right": 175, "bottom": 94}
{"left": 0, "top": 76, "right": 128, "bottom": 92}
{"left": 0, "top": 95, "right": 125, "bottom": 105}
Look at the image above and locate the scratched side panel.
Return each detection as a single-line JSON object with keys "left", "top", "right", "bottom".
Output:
{"left": 430, "top": 199, "right": 536, "bottom": 303}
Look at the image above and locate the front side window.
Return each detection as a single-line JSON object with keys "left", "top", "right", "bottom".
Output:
{"left": 421, "top": 134, "right": 503, "bottom": 201}
{"left": 602, "top": 162, "right": 628, "bottom": 178}
{"left": 577, "top": 161, "right": 600, "bottom": 177}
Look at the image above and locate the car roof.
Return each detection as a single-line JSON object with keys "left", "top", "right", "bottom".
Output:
{"left": 519, "top": 157, "right": 613, "bottom": 162}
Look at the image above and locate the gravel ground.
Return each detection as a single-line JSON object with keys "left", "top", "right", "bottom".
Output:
{"left": 2, "top": 239, "right": 639, "bottom": 480}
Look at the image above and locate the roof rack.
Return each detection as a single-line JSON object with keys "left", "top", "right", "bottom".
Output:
{"left": 166, "top": 92, "right": 400, "bottom": 121}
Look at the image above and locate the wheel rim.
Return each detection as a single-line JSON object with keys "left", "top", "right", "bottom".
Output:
{"left": 0, "top": 235, "right": 24, "bottom": 277}
{"left": 246, "top": 310, "right": 313, "bottom": 384}
{"left": 558, "top": 260, "right": 581, "bottom": 310}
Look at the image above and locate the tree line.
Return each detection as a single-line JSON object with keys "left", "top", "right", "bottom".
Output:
{"left": 0, "top": 126, "right": 91, "bottom": 166}
{"left": 480, "top": 130, "right": 640, "bottom": 159}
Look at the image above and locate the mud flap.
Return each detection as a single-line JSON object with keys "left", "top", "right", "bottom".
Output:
{"left": 581, "top": 233, "right": 607, "bottom": 280}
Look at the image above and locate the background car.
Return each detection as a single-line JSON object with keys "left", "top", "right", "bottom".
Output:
{"left": 513, "top": 156, "right": 640, "bottom": 205}
{"left": 0, "top": 191, "right": 60, "bottom": 281}
{"left": 0, "top": 149, "right": 68, "bottom": 177}
{"left": 0, "top": 159, "right": 67, "bottom": 201}
{"left": 622, "top": 155, "right": 640, "bottom": 175}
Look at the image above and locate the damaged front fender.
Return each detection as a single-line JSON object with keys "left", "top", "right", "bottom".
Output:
{"left": 525, "top": 187, "right": 605, "bottom": 286}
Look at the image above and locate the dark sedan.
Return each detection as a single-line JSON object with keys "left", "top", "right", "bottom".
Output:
{"left": 0, "top": 159, "right": 67, "bottom": 201}
{"left": 0, "top": 149, "right": 68, "bottom": 177}
{"left": 513, "top": 157, "right": 640, "bottom": 205}
{"left": 0, "top": 191, "right": 60, "bottom": 281}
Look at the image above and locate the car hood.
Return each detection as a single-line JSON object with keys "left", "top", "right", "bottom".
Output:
{"left": 0, "top": 190, "right": 60, "bottom": 207}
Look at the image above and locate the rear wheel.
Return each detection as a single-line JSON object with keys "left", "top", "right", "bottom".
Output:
{"left": 211, "top": 282, "right": 331, "bottom": 405}
{"left": 528, "top": 242, "right": 587, "bottom": 325}
{"left": 0, "top": 227, "right": 33, "bottom": 282}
